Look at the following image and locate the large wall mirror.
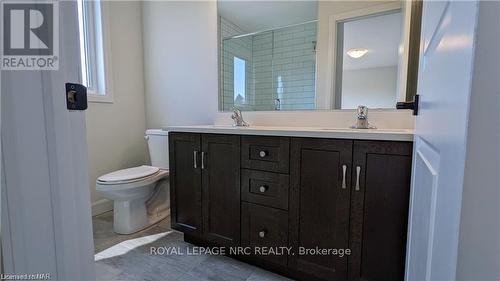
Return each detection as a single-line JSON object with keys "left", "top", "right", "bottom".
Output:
{"left": 218, "top": 1, "right": 422, "bottom": 112}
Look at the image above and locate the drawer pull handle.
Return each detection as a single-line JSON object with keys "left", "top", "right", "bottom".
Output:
{"left": 259, "top": 150, "right": 267, "bottom": 158}
{"left": 355, "top": 166, "right": 361, "bottom": 191}
{"left": 342, "top": 165, "right": 347, "bottom": 189}
{"left": 193, "top": 151, "right": 198, "bottom": 169}
{"left": 258, "top": 230, "right": 266, "bottom": 238}
{"left": 259, "top": 185, "right": 268, "bottom": 193}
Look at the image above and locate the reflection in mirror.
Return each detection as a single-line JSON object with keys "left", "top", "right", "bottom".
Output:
{"left": 218, "top": 1, "right": 422, "bottom": 112}
{"left": 335, "top": 9, "right": 403, "bottom": 109}
{"left": 219, "top": 1, "right": 318, "bottom": 111}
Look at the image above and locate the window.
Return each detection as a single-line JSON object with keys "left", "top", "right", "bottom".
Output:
{"left": 77, "top": 0, "right": 113, "bottom": 103}
{"left": 233, "top": 57, "right": 246, "bottom": 105}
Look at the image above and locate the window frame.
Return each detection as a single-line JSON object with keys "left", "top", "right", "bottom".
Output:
{"left": 77, "top": 0, "right": 113, "bottom": 103}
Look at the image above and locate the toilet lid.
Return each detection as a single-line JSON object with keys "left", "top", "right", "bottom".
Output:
{"left": 98, "top": 165, "right": 160, "bottom": 182}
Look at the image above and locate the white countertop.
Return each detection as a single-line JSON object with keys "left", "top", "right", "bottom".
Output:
{"left": 164, "top": 125, "right": 414, "bottom": 142}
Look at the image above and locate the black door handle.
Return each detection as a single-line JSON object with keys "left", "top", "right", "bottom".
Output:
{"left": 396, "top": 94, "right": 419, "bottom": 115}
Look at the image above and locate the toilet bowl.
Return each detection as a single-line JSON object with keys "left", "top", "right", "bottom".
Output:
{"left": 96, "top": 129, "right": 170, "bottom": 234}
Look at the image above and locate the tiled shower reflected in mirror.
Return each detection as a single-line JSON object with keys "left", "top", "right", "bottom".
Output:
{"left": 220, "top": 19, "right": 317, "bottom": 111}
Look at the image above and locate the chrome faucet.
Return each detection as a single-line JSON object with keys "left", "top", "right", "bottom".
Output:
{"left": 231, "top": 107, "right": 249, "bottom": 127}
{"left": 351, "top": 105, "right": 375, "bottom": 129}
{"left": 274, "top": 98, "right": 281, "bottom": 111}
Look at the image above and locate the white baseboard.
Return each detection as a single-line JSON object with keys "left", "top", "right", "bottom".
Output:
{"left": 92, "top": 198, "right": 113, "bottom": 216}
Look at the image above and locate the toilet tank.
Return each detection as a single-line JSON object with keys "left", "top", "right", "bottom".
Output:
{"left": 146, "top": 129, "right": 169, "bottom": 169}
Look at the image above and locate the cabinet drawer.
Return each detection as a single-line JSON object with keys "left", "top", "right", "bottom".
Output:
{"left": 241, "top": 202, "right": 289, "bottom": 267}
{"left": 241, "top": 169, "right": 289, "bottom": 210}
{"left": 241, "top": 136, "right": 290, "bottom": 173}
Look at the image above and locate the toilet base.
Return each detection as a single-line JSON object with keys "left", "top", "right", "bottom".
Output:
{"left": 113, "top": 199, "right": 148, "bottom": 234}
{"left": 112, "top": 179, "right": 170, "bottom": 234}
{"left": 113, "top": 200, "right": 170, "bottom": 234}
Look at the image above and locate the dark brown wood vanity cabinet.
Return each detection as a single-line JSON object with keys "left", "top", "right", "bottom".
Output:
{"left": 169, "top": 132, "right": 241, "bottom": 246}
{"left": 169, "top": 132, "right": 413, "bottom": 281}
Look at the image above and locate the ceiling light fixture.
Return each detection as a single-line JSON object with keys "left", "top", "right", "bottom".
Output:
{"left": 347, "top": 48, "right": 368, "bottom": 58}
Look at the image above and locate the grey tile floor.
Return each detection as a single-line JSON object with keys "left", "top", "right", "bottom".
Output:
{"left": 93, "top": 212, "right": 292, "bottom": 281}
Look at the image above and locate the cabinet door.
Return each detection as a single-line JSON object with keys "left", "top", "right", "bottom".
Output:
{"left": 202, "top": 134, "right": 241, "bottom": 246}
{"left": 290, "top": 138, "right": 353, "bottom": 281}
{"left": 169, "top": 132, "right": 202, "bottom": 236}
{"left": 349, "top": 141, "right": 412, "bottom": 281}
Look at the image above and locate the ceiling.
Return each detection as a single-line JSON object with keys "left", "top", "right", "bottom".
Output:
{"left": 218, "top": 1, "right": 318, "bottom": 34}
{"left": 342, "top": 11, "right": 403, "bottom": 70}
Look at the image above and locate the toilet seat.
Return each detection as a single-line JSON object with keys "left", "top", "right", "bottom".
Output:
{"left": 96, "top": 167, "right": 169, "bottom": 192}
{"left": 98, "top": 165, "right": 160, "bottom": 183}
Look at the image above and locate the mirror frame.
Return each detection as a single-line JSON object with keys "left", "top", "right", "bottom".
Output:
{"left": 405, "top": 0, "right": 423, "bottom": 101}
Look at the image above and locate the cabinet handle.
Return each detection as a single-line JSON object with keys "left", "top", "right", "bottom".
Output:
{"left": 258, "top": 230, "right": 266, "bottom": 238}
{"left": 201, "top": 151, "right": 205, "bottom": 170}
{"left": 342, "top": 165, "right": 347, "bottom": 189}
{"left": 259, "top": 150, "right": 267, "bottom": 158}
{"left": 193, "top": 151, "right": 198, "bottom": 169}
{"left": 355, "top": 166, "right": 361, "bottom": 191}
{"left": 259, "top": 185, "right": 268, "bottom": 193}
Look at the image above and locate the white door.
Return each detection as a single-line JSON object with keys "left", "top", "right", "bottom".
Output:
{"left": 405, "top": 1, "right": 479, "bottom": 281}
{"left": 1, "top": 1, "right": 95, "bottom": 280}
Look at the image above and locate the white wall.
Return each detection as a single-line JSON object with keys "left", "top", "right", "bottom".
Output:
{"left": 457, "top": 1, "right": 500, "bottom": 280}
{"left": 341, "top": 66, "right": 398, "bottom": 109}
{"left": 142, "top": 1, "right": 219, "bottom": 128}
{"left": 86, "top": 1, "right": 148, "bottom": 215}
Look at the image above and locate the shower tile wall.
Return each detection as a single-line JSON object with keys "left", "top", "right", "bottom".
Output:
{"left": 221, "top": 19, "right": 317, "bottom": 111}
{"left": 272, "top": 22, "right": 317, "bottom": 110}
{"left": 252, "top": 32, "right": 274, "bottom": 111}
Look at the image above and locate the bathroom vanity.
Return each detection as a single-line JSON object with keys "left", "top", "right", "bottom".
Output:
{"left": 167, "top": 126, "right": 413, "bottom": 281}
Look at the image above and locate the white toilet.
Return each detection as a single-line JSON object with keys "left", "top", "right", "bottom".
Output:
{"left": 96, "top": 129, "right": 170, "bottom": 234}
